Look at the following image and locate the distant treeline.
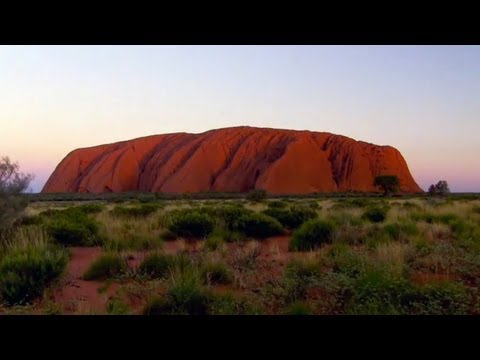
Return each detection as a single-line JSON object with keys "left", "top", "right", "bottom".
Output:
{"left": 21, "top": 191, "right": 480, "bottom": 203}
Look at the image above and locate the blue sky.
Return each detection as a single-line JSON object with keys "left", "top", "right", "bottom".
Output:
{"left": 1, "top": 45, "right": 479, "bottom": 192}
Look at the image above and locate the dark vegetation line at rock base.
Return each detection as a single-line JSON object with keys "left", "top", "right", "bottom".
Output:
{"left": 23, "top": 191, "right": 480, "bottom": 203}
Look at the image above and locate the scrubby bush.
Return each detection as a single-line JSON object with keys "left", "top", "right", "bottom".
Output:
{"left": 211, "top": 205, "right": 254, "bottom": 230}
{"left": 285, "top": 259, "right": 322, "bottom": 280}
{"left": 168, "top": 209, "right": 215, "bottom": 238}
{"left": 45, "top": 209, "right": 102, "bottom": 246}
{"left": 402, "top": 201, "right": 421, "bottom": 210}
{"left": 345, "top": 269, "right": 412, "bottom": 315}
{"left": 262, "top": 206, "right": 317, "bottom": 229}
{"left": 205, "top": 227, "right": 246, "bottom": 248}
{"left": 142, "top": 296, "right": 173, "bottom": 315}
{"left": 0, "top": 156, "right": 33, "bottom": 235}
{"left": 107, "top": 298, "right": 130, "bottom": 315}
{"left": 159, "top": 229, "right": 177, "bottom": 241}
{"left": 138, "top": 253, "right": 174, "bottom": 279}
{"left": 16, "top": 215, "right": 43, "bottom": 227}
{"left": 74, "top": 203, "right": 105, "bottom": 214}
{"left": 200, "top": 260, "right": 232, "bottom": 285}
{"left": 406, "top": 281, "right": 469, "bottom": 315}
{"left": 83, "top": 253, "right": 128, "bottom": 280}
{"left": 246, "top": 189, "right": 267, "bottom": 202}
{"left": 289, "top": 219, "right": 334, "bottom": 251}
{"left": 204, "top": 235, "right": 224, "bottom": 251}
{"left": 232, "top": 212, "right": 283, "bottom": 239}
{"left": 0, "top": 245, "right": 68, "bottom": 305}
{"left": 166, "top": 268, "right": 211, "bottom": 315}
{"left": 374, "top": 175, "right": 400, "bottom": 196}
{"left": 328, "top": 246, "right": 371, "bottom": 278}
{"left": 209, "top": 292, "right": 261, "bottom": 315}
{"left": 283, "top": 301, "right": 313, "bottom": 315}
{"left": 110, "top": 204, "right": 160, "bottom": 218}
{"left": 363, "top": 206, "right": 388, "bottom": 223}
{"left": 305, "top": 200, "right": 320, "bottom": 210}
{"left": 267, "top": 200, "right": 287, "bottom": 209}
{"left": 333, "top": 198, "right": 373, "bottom": 209}
{"left": 384, "top": 222, "right": 419, "bottom": 242}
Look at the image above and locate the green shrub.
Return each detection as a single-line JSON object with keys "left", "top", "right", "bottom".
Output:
{"left": 214, "top": 206, "right": 254, "bottom": 230}
{"left": 208, "top": 228, "right": 246, "bottom": 244}
{"left": 285, "top": 259, "right": 322, "bottom": 280}
{"left": 289, "top": 219, "right": 334, "bottom": 251}
{"left": 232, "top": 212, "right": 284, "bottom": 239}
{"left": 472, "top": 206, "right": 480, "bottom": 214}
{"left": 74, "top": 203, "right": 105, "bottom": 214}
{"left": 209, "top": 292, "right": 261, "bottom": 315}
{"left": 402, "top": 201, "right": 421, "bottom": 210}
{"left": 16, "top": 215, "right": 43, "bottom": 227}
{"left": 0, "top": 245, "right": 68, "bottom": 305}
{"left": 200, "top": 261, "right": 232, "bottom": 285}
{"left": 346, "top": 269, "right": 412, "bottom": 315}
{"left": 410, "top": 212, "right": 459, "bottom": 225}
{"left": 107, "top": 298, "right": 130, "bottom": 315}
{"left": 83, "top": 253, "right": 128, "bottom": 280}
{"left": 262, "top": 206, "right": 317, "bottom": 229}
{"left": 111, "top": 204, "right": 160, "bottom": 218}
{"left": 168, "top": 210, "right": 215, "bottom": 238}
{"left": 328, "top": 246, "right": 371, "bottom": 278}
{"left": 384, "top": 222, "right": 418, "bottom": 242}
{"left": 45, "top": 209, "right": 101, "bottom": 246}
{"left": 138, "top": 253, "right": 174, "bottom": 279}
{"left": 142, "top": 296, "right": 174, "bottom": 315}
{"left": 267, "top": 200, "right": 287, "bottom": 209}
{"left": 159, "top": 229, "right": 177, "bottom": 241}
{"left": 166, "top": 268, "right": 211, "bottom": 315}
{"left": 204, "top": 235, "right": 225, "bottom": 251}
{"left": 363, "top": 206, "right": 388, "bottom": 223}
{"left": 283, "top": 301, "right": 313, "bottom": 315}
{"left": 406, "top": 282, "right": 470, "bottom": 315}
{"left": 333, "top": 198, "right": 373, "bottom": 209}
{"left": 246, "top": 189, "right": 267, "bottom": 202}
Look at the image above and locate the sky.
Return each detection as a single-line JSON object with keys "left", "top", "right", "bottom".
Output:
{"left": 1, "top": 45, "right": 479, "bottom": 193}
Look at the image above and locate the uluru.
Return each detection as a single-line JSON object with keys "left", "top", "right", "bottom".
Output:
{"left": 42, "top": 126, "right": 422, "bottom": 194}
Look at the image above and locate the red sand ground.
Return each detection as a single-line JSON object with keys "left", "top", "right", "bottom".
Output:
{"left": 4, "top": 235, "right": 453, "bottom": 315}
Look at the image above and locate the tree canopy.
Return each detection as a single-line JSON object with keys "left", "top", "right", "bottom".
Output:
{"left": 374, "top": 175, "right": 400, "bottom": 196}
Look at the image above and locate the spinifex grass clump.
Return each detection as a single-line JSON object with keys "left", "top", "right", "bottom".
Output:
{"left": 283, "top": 301, "right": 313, "bottom": 315}
{"left": 167, "top": 209, "right": 215, "bottom": 238}
{"left": 200, "top": 260, "right": 232, "bottom": 285}
{"left": 0, "top": 231, "right": 68, "bottom": 305}
{"left": 231, "top": 212, "right": 284, "bottom": 239}
{"left": 44, "top": 208, "right": 102, "bottom": 246}
{"left": 143, "top": 267, "right": 211, "bottom": 315}
{"left": 262, "top": 206, "right": 317, "bottom": 229}
{"left": 138, "top": 253, "right": 175, "bottom": 279}
{"left": 384, "top": 222, "right": 419, "bottom": 242}
{"left": 212, "top": 205, "right": 254, "bottom": 230}
{"left": 74, "top": 203, "right": 105, "bottom": 214}
{"left": 83, "top": 253, "right": 128, "bottom": 281}
{"left": 110, "top": 203, "right": 161, "bottom": 218}
{"left": 289, "top": 219, "right": 335, "bottom": 251}
{"left": 267, "top": 200, "right": 288, "bottom": 209}
{"left": 363, "top": 205, "right": 389, "bottom": 223}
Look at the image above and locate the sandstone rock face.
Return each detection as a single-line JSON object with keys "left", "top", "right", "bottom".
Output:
{"left": 42, "top": 126, "right": 423, "bottom": 194}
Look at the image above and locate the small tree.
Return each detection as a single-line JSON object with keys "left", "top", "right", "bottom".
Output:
{"left": 374, "top": 175, "right": 400, "bottom": 196}
{"left": 0, "top": 156, "right": 34, "bottom": 233}
{"left": 246, "top": 189, "right": 267, "bottom": 202}
{"left": 428, "top": 180, "right": 450, "bottom": 197}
